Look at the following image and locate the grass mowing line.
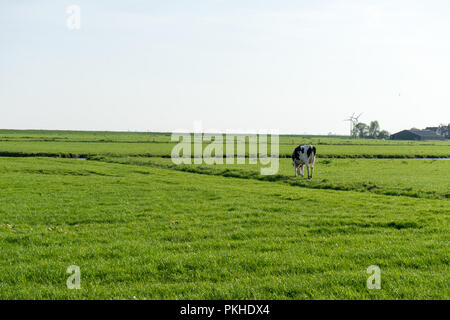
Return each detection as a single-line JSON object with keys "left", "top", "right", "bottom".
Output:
{"left": 92, "top": 157, "right": 450, "bottom": 200}
{"left": 0, "top": 138, "right": 448, "bottom": 148}
{"left": 1, "top": 153, "right": 447, "bottom": 199}
{"left": 0, "top": 151, "right": 90, "bottom": 158}
{"left": 1, "top": 151, "right": 450, "bottom": 160}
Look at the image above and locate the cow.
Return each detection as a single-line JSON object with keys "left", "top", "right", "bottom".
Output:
{"left": 292, "top": 145, "right": 316, "bottom": 179}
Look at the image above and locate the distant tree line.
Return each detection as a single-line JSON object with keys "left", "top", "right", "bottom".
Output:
{"left": 352, "top": 121, "right": 390, "bottom": 139}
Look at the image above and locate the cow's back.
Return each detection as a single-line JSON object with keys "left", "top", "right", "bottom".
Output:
{"left": 293, "top": 145, "right": 316, "bottom": 164}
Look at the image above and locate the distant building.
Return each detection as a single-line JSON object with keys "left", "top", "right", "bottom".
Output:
{"left": 438, "top": 124, "right": 450, "bottom": 139}
{"left": 425, "top": 126, "right": 439, "bottom": 132}
{"left": 426, "top": 124, "right": 450, "bottom": 139}
{"left": 390, "top": 129, "right": 445, "bottom": 141}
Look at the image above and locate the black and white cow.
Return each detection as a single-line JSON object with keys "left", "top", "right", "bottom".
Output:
{"left": 292, "top": 145, "right": 316, "bottom": 179}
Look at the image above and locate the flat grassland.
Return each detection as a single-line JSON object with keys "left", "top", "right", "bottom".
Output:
{"left": 0, "top": 130, "right": 448, "bottom": 299}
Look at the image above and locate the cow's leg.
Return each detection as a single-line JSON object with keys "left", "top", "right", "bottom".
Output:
{"left": 300, "top": 164, "right": 304, "bottom": 177}
{"left": 305, "top": 163, "right": 310, "bottom": 179}
{"left": 293, "top": 160, "right": 297, "bottom": 177}
{"left": 310, "top": 160, "right": 314, "bottom": 178}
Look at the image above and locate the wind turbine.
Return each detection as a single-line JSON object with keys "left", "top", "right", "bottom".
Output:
{"left": 343, "top": 113, "right": 363, "bottom": 137}
{"left": 344, "top": 113, "right": 355, "bottom": 137}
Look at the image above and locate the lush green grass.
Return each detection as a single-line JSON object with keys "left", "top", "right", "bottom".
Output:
{"left": 0, "top": 157, "right": 449, "bottom": 299}
{"left": 1, "top": 129, "right": 449, "bottom": 146}
{"left": 96, "top": 156, "right": 450, "bottom": 199}
{"left": 0, "top": 130, "right": 449, "bottom": 299}
{"left": 1, "top": 140, "right": 449, "bottom": 159}
{"left": 0, "top": 129, "right": 173, "bottom": 143}
{"left": 0, "top": 130, "right": 449, "bottom": 158}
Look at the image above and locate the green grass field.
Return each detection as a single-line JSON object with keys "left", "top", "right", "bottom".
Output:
{"left": 98, "top": 157, "right": 450, "bottom": 199}
{"left": 0, "top": 130, "right": 449, "bottom": 299}
{"left": 1, "top": 129, "right": 449, "bottom": 158}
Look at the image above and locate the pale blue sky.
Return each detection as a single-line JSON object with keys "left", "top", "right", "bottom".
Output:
{"left": 1, "top": 0, "right": 450, "bottom": 134}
